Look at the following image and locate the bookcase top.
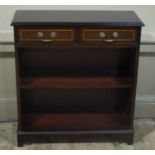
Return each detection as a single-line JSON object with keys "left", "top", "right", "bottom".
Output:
{"left": 11, "top": 10, "right": 144, "bottom": 27}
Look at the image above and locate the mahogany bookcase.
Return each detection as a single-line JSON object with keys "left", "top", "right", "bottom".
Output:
{"left": 11, "top": 10, "right": 144, "bottom": 146}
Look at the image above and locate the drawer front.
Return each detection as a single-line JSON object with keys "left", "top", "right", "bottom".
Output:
{"left": 81, "top": 28, "right": 138, "bottom": 43}
{"left": 19, "top": 28, "right": 74, "bottom": 42}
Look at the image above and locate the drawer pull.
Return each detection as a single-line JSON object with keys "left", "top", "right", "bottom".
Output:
{"left": 98, "top": 32, "right": 119, "bottom": 43}
{"left": 98, "top": 32, "right": 106, "bottom": 39}
{"left": 37, "top": 32, "right": 44, "bottom": 38}
{"left": 37, "top": 31, "right": 57, "bottom": 42}
{"left": 113, "top": 32, "right": 119, "bottom": 38}
{"left": 103, "top": 39, "right": 116, "bottom": 43}
{"left": 50, "top": 32, "right": 57, "bottom": 38}
{"left": 41, "top": 39, "right": 55, "bottom": 42}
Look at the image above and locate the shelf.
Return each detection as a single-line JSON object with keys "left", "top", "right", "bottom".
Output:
{"left": 17, "top": 42, "right": 138, "bottom": 48}
{"left": 20, "top": 77, "right": 132, "bottom": 89}
{"left": 22, "top": 113, "right": 129, "bottom": 131}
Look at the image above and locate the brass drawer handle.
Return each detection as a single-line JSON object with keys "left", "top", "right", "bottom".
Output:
{"left": 98, "top": 32, "right": 106, "bottom": 39}
{"left": 40, "top": 38, "right": 55, "bottom": 42}
{"left": 37, "top": 32, "right": 57, "bottom": 42}
{"left": 37, "top": 32, "right": 43, "bottom": 38}
{"left": 98, "top": 32, "right": 119, "bottom": 43}
{"left": 50, "top": 32, "right": 57, "bottom": 38}
{"left": 103, "top": 39, "right": 116, "bottom": 43}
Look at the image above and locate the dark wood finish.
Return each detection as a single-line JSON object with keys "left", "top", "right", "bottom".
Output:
{"left": 21, "top": 88, "right": 129, "bottom": 114}
{"left": 11, "top": 10, "right": 144, "bottom": 146}
{"left": 19, "top": 28, "right": 74, "bottom": 42}
{"left": 81, "top": 28, "right": 138, "bottom": 43}
{"left": 22, "top": 113, "right": 129, "bottom": 131}
{"left": 11, "top": 10, "right": 144, "bottom": 27}
{"left": 18, "top": 47, "right": 134, "bottom": 77}
{"left": 21, "top": 77, "right": 131, "bottom": 88}
{"left": 17, "top": 131, "right": 134, "bottom": 146}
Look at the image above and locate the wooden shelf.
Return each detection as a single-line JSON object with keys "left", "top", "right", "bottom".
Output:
{"left": 17, "top": 42, "right": 138, "bottom": 48}
{"left": 22, "top": 113, "right": 129, "bottom": 131}
{"left": 20, "top": 77, "right": 132, "bottom": 89}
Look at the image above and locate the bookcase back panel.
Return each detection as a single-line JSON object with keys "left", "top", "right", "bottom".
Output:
{"left": 21, "top": 88, "right": 129, "bottom": 113}
{"left": 18, "top": 47, "right": 135, "bottom": 77}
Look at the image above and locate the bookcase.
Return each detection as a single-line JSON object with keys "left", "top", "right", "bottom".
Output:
{"left": 11, "top": 10, "right": 144, "bottom": 146}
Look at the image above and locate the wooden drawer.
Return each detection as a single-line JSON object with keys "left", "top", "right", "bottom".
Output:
{"left": 18, "top": 28, "right": 74, "bottom": 43}
{"left": 81, "top": 28, "right": 138, "bottom": 43}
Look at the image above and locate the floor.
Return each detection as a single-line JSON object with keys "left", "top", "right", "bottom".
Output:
{"left": 0, "top": 119, "right": 155, "bottom": 150}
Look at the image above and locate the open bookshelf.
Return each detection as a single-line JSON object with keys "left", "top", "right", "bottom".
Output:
{"left": 11, "top": 10, "right": 144, "bottom": 146}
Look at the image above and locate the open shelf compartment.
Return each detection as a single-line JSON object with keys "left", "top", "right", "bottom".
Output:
{"left": 21, "top": 113, "right": 130, "bottom": 131}
{"left": 20, "top": 77, "right": 132, "bottom": 89}
{"left": 18, "top": 47, "right": 135, "bottom": 77}
{"left": 21, "top": 87, "right": 130, "bottom": 114}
